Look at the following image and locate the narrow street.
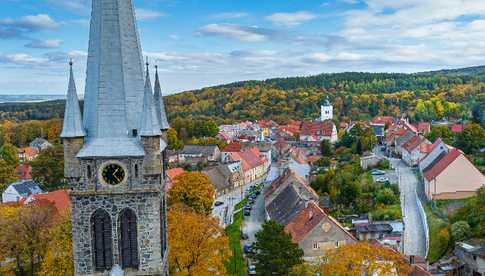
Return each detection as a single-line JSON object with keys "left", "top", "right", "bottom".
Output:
{"left": 392, "top": 159, "right": 427, "bottom": 258}
{"left": 243, "top": 164, "right": 280, "bottom": 244}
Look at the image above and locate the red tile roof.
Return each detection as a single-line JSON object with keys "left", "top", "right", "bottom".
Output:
{"left": 450, "top": 123, "right": 467, "bottom": 133}
{"left": 420, "top": 143, "right": 433, "bottom": 154}
{"left": 402, "top": 135, "right": 424, "bottom": 153}
{"left": 423, "top": 148, "right": 461, "bottom": 181}
{"left": 15, "top": 164, "right": 32, "bottom": 180}
{"left": 167, "top": 168, "right": 186, "bottom": 180}
{"left": 18, "top": 147, "right": 38, "bottom": 158}
{"left": 372, "top": 116, "right": 394, "bottom": 125}
{"left": 27, "top": 190, "right": 70, "bottom": 211}
{"left": 231, "top": 147, "right": 264, "bottom": 172}
{"left": 222, "top": 142, "right": 241, "bottom": 152}
{"left": 300, "top": 120, "right": 334, "bottom": 137}
{"left": 413, "top": 122, "right": 430, "bottom": 133}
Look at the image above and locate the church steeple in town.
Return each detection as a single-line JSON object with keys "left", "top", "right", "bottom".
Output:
{"left": 60, "top": 60, "right": 85, "bottom": 139}
{"left": 154, "top": 65, "right": 171, "bottom": 130}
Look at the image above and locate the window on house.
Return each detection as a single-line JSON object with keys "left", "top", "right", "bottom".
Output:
{"left": 91, "top": 209, "right": 113, "bottom": 271}
{"left": 313, "top": 241, "right": 318, "bottom": 250}
{"left": 119, "top": 208, "right": 139, "bottom": 269}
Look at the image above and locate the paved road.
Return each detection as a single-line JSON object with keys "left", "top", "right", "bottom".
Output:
{"left": 242, "top": 164, "right": 280, "bottom": 245}
{"left": 392, "top": 159, "right": 427, "bottom": 258}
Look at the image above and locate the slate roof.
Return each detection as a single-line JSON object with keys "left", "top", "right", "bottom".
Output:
{"left": 10, "top": 180, "right": 42, "bottom": 198}
{"left": 154, "top": 66, "right": 170, "bottom": 130}
{"left": 30, "top": 138, "right": 51, "bottom": 150}
{"left": 423, "top": 149, "right": 461, "bottom": 181}
{"left": 266, "top": 184, "right": 308, "bottom": 226}
{"left": 203, "top": 165, "right": 232, "bottom": 192}
{"left": 77, "top": 138, "right": 145, "bottom": 158}
{"left": 180, "top": 145, "right": 219, "bottom": 156}
{"left": 61, "top": 62, "right": 85, "bottom": 138}
{"left": 354, "top": 223, "right": 394, "bottom": 233}
{"left": 139, "top": 64, "right": 161, "bottom": 137}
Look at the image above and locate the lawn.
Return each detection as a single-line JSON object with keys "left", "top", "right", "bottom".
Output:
{"left": 225, "top": 210, "right": 246, "bottom": 276}
{"left": 370, "top": 204, "right": 403, "bottom": 221}
{"left": 424, "top": 204, "right": 451, "bottom": 263}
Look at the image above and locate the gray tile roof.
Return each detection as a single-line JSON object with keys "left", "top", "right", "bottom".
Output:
{"left": 154, "top": 67, "right": 170, "bottom": 130}
{"left": 266, "top": 185, "right": 307, "bottom": 226}
{"left": 77, "top": 138, "right": 145, "bottom": 158}
{"left": 139, "top": 64, "right": 161, "bottom": 137}
{"left": 203, "top": 165, "right": 232, "bottom": 192}
{"left": 180, "top": 145, "right": 219, "bottom": 156}
{"left": 61, "top": 62, "right": 85, "bottom": 138}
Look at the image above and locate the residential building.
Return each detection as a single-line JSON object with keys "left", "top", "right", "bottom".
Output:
{"left": 395, "top": 130, "right": 417, "bottom": 155}
{"left": 418, "top": 138, "right": 449, "bottom": 173}
{"left": 285, "top": 201, "right": 357, "bottom": 260}
{"left": 423, "top": 148, "right": 485, "bottom": 199}
{"left": 273, "top": 139, "right": 290, "bottom": 160}
{"left": 300, "top": 120, "right": 338, "bottom": 144}
{"left": 413, "top": 122, "right": 431, "bottom": 135}
{"left": 230, "top": 147, "right": 268, "bottom": 184}
{"left": 371, "top": 116, "right": 394, "bottom": 144}
{"left": 2, "top": 180, "right": 42, "bottom": 203}
{"left": 203, "top": 164, "right": 234, "bottom": 197}
{"left": 401, "top": 135, "right": 430, "bottom": 166}
{"left": 29, "top": 138, "right": 52, "bottom": 151}
{"left": 454, "top": 239, "right": 485, "bottom": 276}
{"left": 15, "top": 164, "right": 32, "bottom": 180}
{"left": 17, "top": 147, "right": 39, "bottom": 162}
{"left": 178, "top": 144, "right": 221, "bottom": 164}
{"left": 221, "top": 141, "right": 241, "bottom": 162}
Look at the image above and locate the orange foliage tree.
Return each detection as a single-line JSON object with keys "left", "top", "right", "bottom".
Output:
{"left": 319, "top": 242, "right": 411, "bottom": 275}
{"left": 168, "top": 206, "right": 231, "bottom": 275}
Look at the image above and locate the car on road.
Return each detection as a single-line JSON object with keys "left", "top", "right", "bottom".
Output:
{"left": 247, "top": 265, "right": 256, "bottom": 275}
{"left": 370, "top": 169, "right": 386, "bottom": 175}
{"left": 243, "top": 244, "right": 252, "bottom": 254}
{"left": 376, "top": 177, "right": 389, "bottom": 183}
{"left": 214, "top": 201, "right": 224, "bottom": 207}
{"left": 244, "top": 210, "right": 251, "bottom": 216}
{"left": 244, "top": 205, "right": 251, "bottom": 211}
{"left": 240, "top": 231, "right": 249, "bottom": 240}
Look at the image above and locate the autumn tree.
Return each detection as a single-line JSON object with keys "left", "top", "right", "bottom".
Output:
{"left": 169, "top": 172, "right": 215, "bottom": 215}
{"left": 454, "top": 123, "right": 485, "bottom": 154}
{"left": 320, "top": 139, "right": 333, "bottom": 157}
{"left": 0, "top": 160, "right": 17, "bottom": 193}
{"left": 38, "top": 212, "right": 74, "bottom": 276}
{"left": 319, "top": 242, "right": 411, "bottom": 275}
{"left": 0, "top": 143, "right": 19, "bottom": 167}
{"left": 168, "top": 206, "right": 231, "bottom": 275}
{"left": 249, "top": 220, "right": 304, "bottom": 275}
{"left": 30, "top": 144, "right": 65, "bottom": 191}
{"left": 426, "top": 125, "right": 454, "bottom": 144}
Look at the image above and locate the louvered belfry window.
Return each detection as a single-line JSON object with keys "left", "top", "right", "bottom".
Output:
{"left": 91, "top": 209, "right": 113, "bottom": 271}
{"left": 120, "top": 208, "right": 139, "bottom": 269}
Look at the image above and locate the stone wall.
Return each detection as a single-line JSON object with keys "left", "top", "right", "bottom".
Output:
{"left": 63, "top": 137, "right": 84, "bottom": 178}
{"left": 70, "top": 192, "right": 165, "bottom": 275}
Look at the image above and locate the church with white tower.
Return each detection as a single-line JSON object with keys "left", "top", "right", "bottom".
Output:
{"left": 60, "top": 0, "right": 170, "bottom": 275}
{"left": 320, "top": 96, "right": 333, "bottom": 122}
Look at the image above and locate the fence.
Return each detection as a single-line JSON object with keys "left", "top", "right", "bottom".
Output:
{"left": 415, "top": 189, "right": 430, "bottom": 259}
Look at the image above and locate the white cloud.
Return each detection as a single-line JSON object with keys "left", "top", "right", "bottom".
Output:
{"left": 199, "top": 24, "right": 268, "bottom": 42}
{"left": 211, "top": 12, "right": 249, "bottom": 19}
{"left": 0, "top": 14, "right": 60, "bottom": 39}
{"left": 135, "top": 9, "right": 166, "bottom": 20}
{"left": 25, "top": 39, "right": 63, "bottom": 49}
{"left": 265, "top": 11, "right": 316, "bottom": 27}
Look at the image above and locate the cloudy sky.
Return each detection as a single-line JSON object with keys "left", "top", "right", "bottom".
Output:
{"left": 2, "top": 0, "right": 485, "bottom": 95}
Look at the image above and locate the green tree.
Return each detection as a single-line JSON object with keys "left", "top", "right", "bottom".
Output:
{"left": 30, "top": 145, "right": 65, "bottom": 191}
{"left": 453, "top": 187, "right": 485, "bottom": 237}
{"left": 320, "top": 140, "right": 333, "bottom": 157}
{"left": 426, "top": 125, "right": 454, "bottom": 144}
{"left": 0, "top": 143, "right": 19, "bottom": 167}
{"left": 455, "top": 123, "right": 485, "bottom": 154}
{"left": 451, "top": 221, "right": 471, "bottom": 242}
{"left": 249, "top": 220, "right": 303, "bottom": 275}
{"left": 376, "top": 188, "right": 398, "bottom": 205}
{"left": 166, "top": 128, "right": 183, "bottom": 150}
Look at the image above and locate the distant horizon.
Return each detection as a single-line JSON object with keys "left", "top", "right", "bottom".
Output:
{"left": 3, "top": 1, "right": 485, "bottom": 95}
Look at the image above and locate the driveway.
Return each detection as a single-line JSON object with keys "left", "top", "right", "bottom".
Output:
{"left": 392, "top": 159, "right": 427, "bottom": 257}
{"left": 242, "top": 164, "right": 280, "bottom": 244}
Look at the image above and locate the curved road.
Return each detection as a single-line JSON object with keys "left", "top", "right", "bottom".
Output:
{"left": 393, "top": 159, "right": 427, "bottom": 258}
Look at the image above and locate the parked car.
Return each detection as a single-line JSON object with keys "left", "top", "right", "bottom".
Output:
{"left": 214, "top": 201, "right": 224, "bottom": 207}
{"left": 370, "top": 169, "right": 386, "bottom": 175}
{"left": 376, "top": 177, "right": 390, "bottom": 183}
{"left": 248, "top": 265, "right": 256, "bottom": 275}
{"left": 240, "top": 231, "right": 249, "bottom": 240}
{"left": 244, "top": 210, "right": 251, "bottom": 216}
{"left": 244, "top": 205, "right": 251, "bottom": 211}
{"left": 243, "top": 244, "right": 252, "bottom": 254}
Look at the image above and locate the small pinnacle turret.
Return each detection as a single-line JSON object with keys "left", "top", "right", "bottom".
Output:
{"left": 61, "top": 61, "right": 85, "bottom": 138}
{"left": 139, "top": 61, "right": 162, "bottom": 137}
{"left": 154, "top": 65, "right": 170, "bottom": 130}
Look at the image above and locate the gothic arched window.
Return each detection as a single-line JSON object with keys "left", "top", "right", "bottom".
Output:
{"left": 119, "top": 208, "right": 139, "bottom": 269}
{"left": 91, "top": 209, "right": 113, "bottom": 271}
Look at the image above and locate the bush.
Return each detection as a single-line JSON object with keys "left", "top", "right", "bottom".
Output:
{"left": 377, "top": 159, "right": 390, "bottom": 170}
{"left": 376, "top": 188, "right": 398, "bottom": 205}
{"left": 451, "top": 221, "right": 471, "bottom": 242}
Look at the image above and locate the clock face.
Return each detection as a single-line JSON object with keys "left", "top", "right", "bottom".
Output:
{"left": 101, "top": 163, "right": 126, "bottom": 185}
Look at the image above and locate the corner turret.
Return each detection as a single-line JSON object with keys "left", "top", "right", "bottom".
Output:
{"left": 154, "top": 65, "right": 170, "bottom": 134}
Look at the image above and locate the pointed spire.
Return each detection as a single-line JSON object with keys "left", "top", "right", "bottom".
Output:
{"left": 61, "top": 61, "right": 85, "bottom": 138}
{"left": 153, "top": 65, "right": 170, "bottom": 130}
{"left": 139, "top": 60, "right": 161, "bottom": 137}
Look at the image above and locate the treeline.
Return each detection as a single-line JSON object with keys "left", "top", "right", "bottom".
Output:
{"left": 0, "top": 100, "right": 66, "bottom": 121}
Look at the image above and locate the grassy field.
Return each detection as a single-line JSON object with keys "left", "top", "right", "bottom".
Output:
{"left": 424, "top": 204, "right": 451, "bottom": 263}
{"left": 370, "top": 204, "right": 403, "bottom": 221}
{"left": 225, "top": 210, "right": 246, "bottom": 276}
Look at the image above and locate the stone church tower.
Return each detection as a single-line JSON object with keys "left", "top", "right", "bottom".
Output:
{"left": 60, "top": 0, "right": 169, "bottom": 275}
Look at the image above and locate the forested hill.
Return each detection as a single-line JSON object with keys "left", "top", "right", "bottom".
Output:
{"left": 1, "top": 66, "right": 485, "bottom": 124}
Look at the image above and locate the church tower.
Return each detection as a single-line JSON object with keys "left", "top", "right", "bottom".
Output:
{"left": 61, "top": 0, "right": 169, "bottom": 275}
{"left": 320, "top": 96, "right": 333, "bottom": 122}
